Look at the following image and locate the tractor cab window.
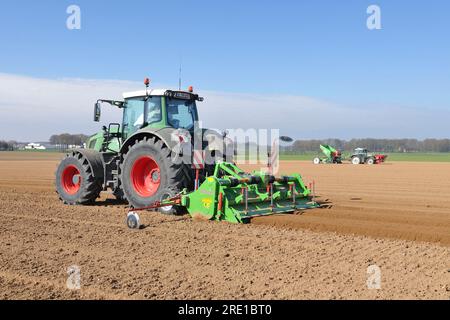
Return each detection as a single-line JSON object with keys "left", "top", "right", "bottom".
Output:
{"left": 355, "top": 149, "right": 367, "bottom": 155}
{"left": 166, "top": 98, "right": 198, "bottom": 130}
{"left": 123, "top": 97, "right": 162, "bottom": 137}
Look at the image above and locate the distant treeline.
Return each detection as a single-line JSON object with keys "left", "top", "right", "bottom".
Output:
{"left": 287, "top": 139, "right": 450, "bottom": 153}
{"left": 49, "top": 133, "right": 89, "bottom": 146}
{"left": 0, "top": 140, "right": 17, "bottom": 151}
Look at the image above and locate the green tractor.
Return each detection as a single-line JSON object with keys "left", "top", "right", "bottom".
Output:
{"left": 313, "top": 144, "right": 343, "bottom": 164}
{"left": 56, "top": 80, "right": 233, "bottom": 211}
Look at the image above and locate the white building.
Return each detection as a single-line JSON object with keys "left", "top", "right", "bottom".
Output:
{"left": 24, "top": 143, "right": 46, "bottom": 150}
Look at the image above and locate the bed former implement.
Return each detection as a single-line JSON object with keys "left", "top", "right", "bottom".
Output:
{"left": 126, "top": 161, "right": 319, "bottom": 228}
{"left": 313, "top": 144, "right": 343, "bottom": 164}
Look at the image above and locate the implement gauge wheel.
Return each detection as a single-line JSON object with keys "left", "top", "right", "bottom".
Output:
{"left": 55, "top": 152, "right": 102, "bottom": 205}
{"left": 126, "top": 212, "right": 141, "bottom": 229}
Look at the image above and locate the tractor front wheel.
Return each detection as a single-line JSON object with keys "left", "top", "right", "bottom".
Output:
{"left": 366, "top": 157, "right": 375, "bottom": 165}
{"left": 313, "top": 157, "right": 321, "bottom": 165}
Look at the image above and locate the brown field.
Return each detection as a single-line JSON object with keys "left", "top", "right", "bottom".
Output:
{"left": 0, "top": 152, "right": 449, "bottom": 300}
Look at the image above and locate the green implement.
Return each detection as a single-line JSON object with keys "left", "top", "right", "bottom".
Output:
{"left": 313, "top": 144, "right": 343, "bottom": 164}
{"left": 128, "top": 162, "right": 319, "bottom": 225}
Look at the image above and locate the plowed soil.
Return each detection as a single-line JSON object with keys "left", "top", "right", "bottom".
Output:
{"left": 0, "top": 152, "right": 449, "bottom": 300}
{"left": 244, "top": 161, "right": 450, "bottom": 246}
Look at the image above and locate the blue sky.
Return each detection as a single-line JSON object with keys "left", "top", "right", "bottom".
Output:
{"left": 0, "top": 1, "right": 449, "bottom": 140}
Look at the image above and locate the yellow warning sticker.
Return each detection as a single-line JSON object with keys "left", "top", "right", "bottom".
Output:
{"left": 202, "top": 198, "right": 213, "bottom": 208}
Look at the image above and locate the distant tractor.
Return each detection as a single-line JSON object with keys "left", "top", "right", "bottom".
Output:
{"left": 313, "top": 144, "right": 342, "bottom": 164}
{"left": 350, "top": 148, "right": 387, "bottom": 165}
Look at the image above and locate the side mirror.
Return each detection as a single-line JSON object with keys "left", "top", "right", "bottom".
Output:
{"left": 94, "top": 102, "right": 101, "bottom": 122}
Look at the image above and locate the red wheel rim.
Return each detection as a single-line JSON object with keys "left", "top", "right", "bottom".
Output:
{"left": 131, "top": 156, "right": 161, "bottom": 197}
{"left": 61, "top": 165, "right": 82, "bottom": 195}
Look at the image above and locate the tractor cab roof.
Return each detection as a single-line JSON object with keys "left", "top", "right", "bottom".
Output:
{"left": 123, "top": 89, "right": 168, "bottom": 98}
{"left": 354, "top": 148, "right": 368, "bottom": 154}
{"left": 123, "top": 89, "right": 203, "bottom": 101}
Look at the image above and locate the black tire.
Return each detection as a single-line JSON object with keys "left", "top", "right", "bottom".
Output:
{"left": 120, "top": 137, "right": 190, "bottom": 209}
{"left": 56, "top": 152, "right": 102, "bottom": 205}
{"left": 112, "top": 188, "right": 127, "bottom": 203}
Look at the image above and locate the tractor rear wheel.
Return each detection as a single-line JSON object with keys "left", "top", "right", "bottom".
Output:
{"left": 120, "top": 137, "right": 190, "bottom": 209}
{"left": 351, "top": 157, "right": 361, "bottom": 165}
{"left": 313, "top": 157, "right": 321, "bottom": 165}
{"left": 55, "top": 152, "right": 103, "bottom": 205}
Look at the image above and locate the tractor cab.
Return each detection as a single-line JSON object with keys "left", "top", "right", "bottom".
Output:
{"left": 121, "top": 89, "right": 201, "bottom": 139}
{"left": 88, "top": 86, "right": 203, "bottom": 153}
{"left": 354, "top": 148, "right": 368, "bottom": 156}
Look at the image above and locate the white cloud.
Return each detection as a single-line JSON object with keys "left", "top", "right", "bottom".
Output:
{"left": 200, "top": 91, "right": 450, "bottom": 140}
{"left": 0, "top": 73, "right": 448, "bottom": 142}
{"left": 0, "top": 73, "right": 137, "bottom": 142}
